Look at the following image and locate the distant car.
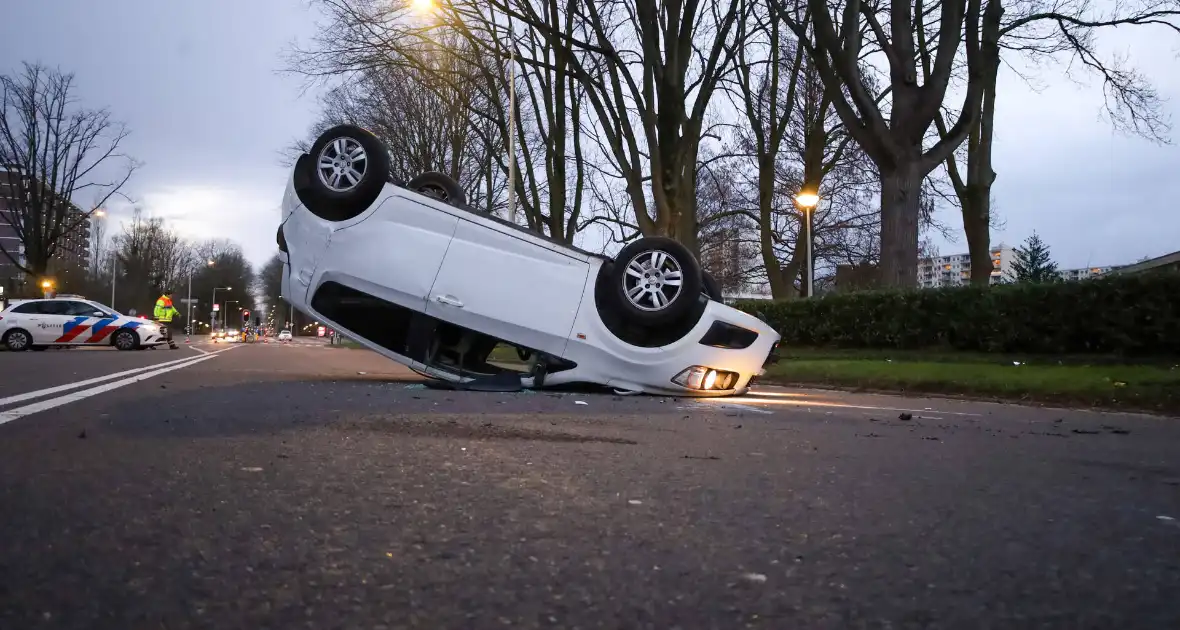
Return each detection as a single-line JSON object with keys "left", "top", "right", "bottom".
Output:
{"left": 277, "top": 329, "right": 292, "bottom": 342}
{"left": 0, "top": 298, "right": 168, "bottom": 351}
{"left": 277, "top": 125, "right": 780, "bottom": 396}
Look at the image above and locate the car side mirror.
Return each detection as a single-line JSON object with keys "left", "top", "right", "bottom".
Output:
{"left": 92, "top": 311, "right": 106, "bottom": 317}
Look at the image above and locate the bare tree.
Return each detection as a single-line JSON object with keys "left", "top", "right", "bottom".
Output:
{"left": 111, "top": 209, "right": 191, "bottom": 314}
{"left": 478, "top": 0, "right": 746, "bottom": 255}
{"left": 288, "top": 0, "right": 590, "bottom": 243}
{"left": 769, "top": 0, "right": 1004, "bottom": 288}
{"left": 931, "top": 0, "right": 1180, "bottom": 284}
{"left": 0, "top": 62, "right": 137, "bottom": 279}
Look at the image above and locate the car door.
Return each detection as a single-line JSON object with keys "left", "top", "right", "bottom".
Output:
{"left": 25, "top": 300, "right": 73, "bottom": 344}
{"left": 315, "top": 194, "right": 460, "bottom": 312}
{"left": 5, "top": 301, "right": 48, "bottom": 342}
{"left": 44, "top": 301, "right": 101, "bottom": 344}
{"left": 425, "top": 218, "right": 590, "bottom": 357}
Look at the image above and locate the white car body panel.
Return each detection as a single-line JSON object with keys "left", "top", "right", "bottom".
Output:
{"left": 279, "top": 170, "right": 781, "bottom": 397}
{"left": 425, "top": 218, "right": 590, "bottom": 358}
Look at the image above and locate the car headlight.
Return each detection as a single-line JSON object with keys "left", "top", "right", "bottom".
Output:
{"left": 672, "top": 366, "right": 739, "bottom": 391}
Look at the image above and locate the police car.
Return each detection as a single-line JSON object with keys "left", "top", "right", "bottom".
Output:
{"left": 0, "top": 297, "right": 168, "bottom": 351}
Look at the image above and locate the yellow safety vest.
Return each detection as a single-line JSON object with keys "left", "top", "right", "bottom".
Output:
{"left": 154, "top": 296, "right": 178, "bottom": 322}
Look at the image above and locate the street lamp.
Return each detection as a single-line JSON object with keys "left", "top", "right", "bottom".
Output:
{"left": 92, "top": 209, "right": 116, "bottom": 307}
{"left": 212, "top": 286, "right": 231, "bottom": 333}
{"left": 224, "top": 300, "right": 239, "bottom": 329}
{"left": 795, "top": 191, "right": 820, "bottom": 298}
{"left": 186, "top": 259, "right": 215, "bottom": 338}
{"left": 410, "top": 0, "right": 516, "bottom": 224}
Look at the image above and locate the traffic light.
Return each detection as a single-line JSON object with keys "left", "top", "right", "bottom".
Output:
{"left": 254, "top": 315, "right": 261, "bottom": 327}
{"left": 242, "top": 309, "right": 250, "bottom": 323}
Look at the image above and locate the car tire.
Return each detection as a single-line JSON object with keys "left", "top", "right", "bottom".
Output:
{"left": 112, "top": 329, "right": 138, "bottom": 351}
{"left": 406, "top": 171, "right": 467, "bottom": 207}
{"left": 608, "top": 236, "right": 703, "bottom": 327}
{"left": 3, "top": 329, "right": 32, "bottom": 352}
{"left": 701, "top": 270, "right": 723, "bottom": 301}
{"left": 301, "top": 124, "right": 392, "bottom": 222}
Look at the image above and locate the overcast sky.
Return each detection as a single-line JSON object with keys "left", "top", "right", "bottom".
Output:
{"left": 1, "top": 0, "right": 1177, "bottom": 273}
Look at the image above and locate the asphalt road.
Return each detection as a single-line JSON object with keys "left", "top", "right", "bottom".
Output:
{"left": 1, "top": 339, "right": 1178, "bottom": 629}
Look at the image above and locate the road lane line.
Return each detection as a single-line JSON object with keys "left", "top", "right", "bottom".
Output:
{"left": 0, "top": 354, "right": 220, "bottom": 426}
{"left": 0, "top": 345, "right": 239, "bottom": 409}
{"left": 718, "top": 396, "right": 983, "bottom": 417}
{"left": 190, "top": 345, "right": 209, "bottom": 355}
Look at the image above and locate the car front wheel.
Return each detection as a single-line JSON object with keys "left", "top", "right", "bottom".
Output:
{"left": 608, "top": 236, "right": 703, "bottom": 326}
{"left": 112, "top": 329, "right": 138, "bottom": 351}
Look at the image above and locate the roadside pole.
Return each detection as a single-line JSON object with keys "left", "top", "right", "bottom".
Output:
{"left": 186, "top": 274, "right": 192, "bottom": 344}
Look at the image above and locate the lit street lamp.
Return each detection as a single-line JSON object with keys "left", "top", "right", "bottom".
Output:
{"left": 795, "top": 191, "right": 819, "bottom": 298}
{"left": 409, "top": 0, "right": 517, "bottom": 225}
{"left": 212, "top": 286, "right": 231, "bottom": 333}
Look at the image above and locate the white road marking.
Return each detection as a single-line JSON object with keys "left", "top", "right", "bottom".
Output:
{"left": 190, "top": 345, "right": 209, "bottom": 355}
{"left": 710, "top": 396, "right": 984, "bottom": 417}
{"left": 0, "top": 345, "right": 239, "bottom": 410}
{"left": 0, "top": 354, "right": 206, "bottom": 408}
{"left": 0, "top": 352, "right": 223, "bottom": 426}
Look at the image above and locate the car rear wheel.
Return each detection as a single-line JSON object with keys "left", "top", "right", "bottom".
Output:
{"left": 608, "top": 237, "right": 703, "bottom": 326}
{"left": 701, "top": 270, "right": 723, "bottom": 301}
{"left": 112, "top": 329, "right": 138, "bottom": 351}
{"left": 406, "top": 171, "right": 467, "bottom": 207}
{"left": 3, "top": 329, "right": 32, "bottom": 352}
{"left": 300, "top": 125, "right": 392, "bottom": 221}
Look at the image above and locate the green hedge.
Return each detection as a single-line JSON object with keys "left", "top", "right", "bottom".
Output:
{"left": 734, "top": 272, "right": 1180, "bottom": 356}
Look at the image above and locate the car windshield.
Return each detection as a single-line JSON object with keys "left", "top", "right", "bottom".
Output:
{"left": 86, "top": 302, "right": 120, "bottom": 317}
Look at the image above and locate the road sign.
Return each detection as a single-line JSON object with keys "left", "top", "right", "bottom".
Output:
{"left": 212, "top": 303, "right": 220, "bottom": 312}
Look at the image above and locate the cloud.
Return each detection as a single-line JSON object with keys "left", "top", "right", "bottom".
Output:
{"left": 104, "top": 181, "right": 284, "bottom": 269}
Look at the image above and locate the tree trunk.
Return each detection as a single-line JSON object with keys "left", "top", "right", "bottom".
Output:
{"left": 965, "top": 56, "right": 999, "bottom": 286}
{"left": 878, "top": 163, "right": 923, "bottom": 288}
{"left": 963, "top": 185, "right": 993, "bottom": 285}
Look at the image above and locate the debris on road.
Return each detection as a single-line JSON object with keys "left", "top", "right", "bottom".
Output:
{"left": 683, "top": 455, "right": 721, "bottom": 460}
{"left": 1071, "top": 429, "right": 1101, "bottom": 435}
{"left": 403, "top": 384, "right": 426, "bottom": 390}
{"left": 575, "top": 400, "right": 588, "bottom": 406}
{"left": 739, "top": 573, "right": 768, "bottom": 584}
{"left": 898, "top": 413, "right": 913, "bottom": 421}
{"left": 241, "top": 467, "right": 263, "bottom": 472}
{"left": 1158, "top": 515, "right": 1175, "bottom": 521}
{"left": 628, "top": 499, "right": 643, "bottom": 505}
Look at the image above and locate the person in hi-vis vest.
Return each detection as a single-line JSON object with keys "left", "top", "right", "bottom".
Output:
{"left": 153, "top": 290, "right": 181, "bottom": 350}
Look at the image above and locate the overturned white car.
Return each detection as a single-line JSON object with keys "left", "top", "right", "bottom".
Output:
{"left": 278, "top": 125, "right": 780, "bottom": 396}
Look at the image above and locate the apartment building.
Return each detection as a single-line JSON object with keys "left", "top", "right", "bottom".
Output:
{"left": 1058, "top": 266, "right": 1112, "bottom": 281}
{"left": 0, "top": 167, "right": 91, "bottom": 292}
{"left": 918, "top": 245, "right": 1014, "bottom": 288}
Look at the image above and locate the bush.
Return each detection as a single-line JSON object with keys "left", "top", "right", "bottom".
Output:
{"left": 735, "top": 272, "right": 1180, "bottom": 356}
